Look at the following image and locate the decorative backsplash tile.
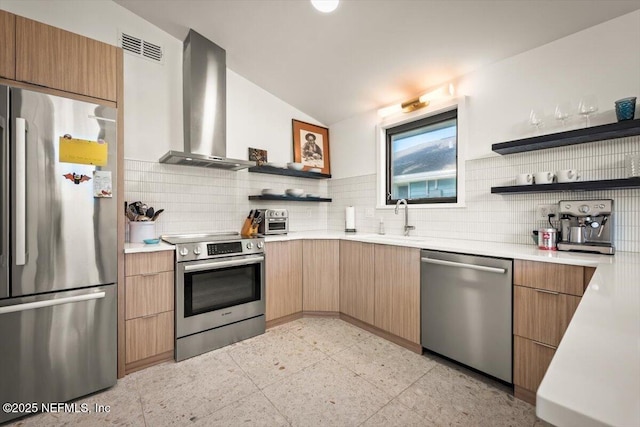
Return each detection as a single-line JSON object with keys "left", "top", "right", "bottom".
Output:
{"left": 328, "top": 136, "right": 640, "bottom": 252}
{"left": 125, "top": 135, "right": 640, "bottom": 252}
{"left": 124, "top": 159, "right": 329, "bottom": 237}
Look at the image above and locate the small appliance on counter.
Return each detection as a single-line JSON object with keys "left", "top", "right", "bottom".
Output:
{"left": 255, "top": 209, "right": 289, "bottom": 235}
{"left": 557, "top": 199, "right": 614, "bottom": 255}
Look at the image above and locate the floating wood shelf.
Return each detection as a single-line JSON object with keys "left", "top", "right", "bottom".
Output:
{"left": 248, "top": 195, "right": 332, "bottom": 202}
{"left": 248, "top": 165, "right": 331, "bottom": 179}
{"left": 491, "top": 177, "right": 640, "bottom": 194}
{"left": 492, "top": 119, "right": 640, "bottom": 155}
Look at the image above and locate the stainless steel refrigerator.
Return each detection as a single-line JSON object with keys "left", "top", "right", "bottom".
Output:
{"left": 0, "top": 85, "right": 117, "bottom": 423}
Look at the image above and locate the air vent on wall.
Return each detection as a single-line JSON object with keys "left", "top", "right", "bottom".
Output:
{"left": 119, "top": 32, "right": 164, "bottom": 64}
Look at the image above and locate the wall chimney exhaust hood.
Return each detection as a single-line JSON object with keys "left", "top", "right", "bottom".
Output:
{"left": 160, "top": 30, "right": 254, "bottom": 170}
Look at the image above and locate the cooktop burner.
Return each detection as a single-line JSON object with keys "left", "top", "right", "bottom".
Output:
{"left": 161, "top": 231, "right": 241, "bottom": 245}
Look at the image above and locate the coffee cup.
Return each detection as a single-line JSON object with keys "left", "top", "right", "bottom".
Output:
{"left": 534, "top": 171, "right": 555, "bottom": 184}
{"left": 516, "top": 173, "right": 533, "bottom": 186}
{"left": 557, "top": 169, "right": 580, "bottom": 183}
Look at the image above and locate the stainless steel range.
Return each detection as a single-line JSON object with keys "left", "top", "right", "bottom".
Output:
{"left": 162, "top": 232, "right": 265, "bottom": 361}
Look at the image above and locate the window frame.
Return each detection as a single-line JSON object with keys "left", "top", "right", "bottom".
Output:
{"left": 385, "top": 109, "right": 458, "bottom": 206}
{"left": 376, "top": 97, "right": 467, "bottom": 210}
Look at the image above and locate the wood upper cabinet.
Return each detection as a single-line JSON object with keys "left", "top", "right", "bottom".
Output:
{"left": 514, "top": 285, "right": 580, "bottom": 347}
{"left": 0, "top": 10, "right": 16, "bottom": 79}
{"left": 303, "top": 240, "right": 339, "bottom": 312}
{"left": 340, "top": 241, "right": 375, "bottom": 324}
{"left": 15, "top": 16, "right": 117, "bottom": 101}
{"left": 265, "top": 240, "right": 303, "bottom": 321}
{"left": 374, "top": 244, "right": 421, "bottom": 344}
{"left": 124, "top": 251, "right": 174, "bottom": 372}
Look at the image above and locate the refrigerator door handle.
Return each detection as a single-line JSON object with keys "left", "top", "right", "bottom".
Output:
{"left": 0, "top": 291, "right": 106, "bottom": 314}
{"left": 15, "top": 117, "right": 26, "bottom": 266}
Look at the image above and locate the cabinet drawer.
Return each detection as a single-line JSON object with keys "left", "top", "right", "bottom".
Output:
{"left": 514, "top": 335, "right": 555, "bottom": 393}
{"left": 125, "top": 251, "right": 174, "bottom": 276}
{"left": 514, "top": 285, "right": 580, "bottom": 347}
{"left": 514, "top": 260, "right": 585, "bottom": 296}
{"left": 125, "top": 311, "right": 174, "bottom": 364}
{"left": 125, "top": 271, "right": 174, "bottom": 319}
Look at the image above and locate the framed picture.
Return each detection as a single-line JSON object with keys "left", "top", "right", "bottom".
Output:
{"left": 248, "top": 147, "right": 268, "bottom": 165}
{"left": 292, "top": 119, "right": 330, "bottom": 174}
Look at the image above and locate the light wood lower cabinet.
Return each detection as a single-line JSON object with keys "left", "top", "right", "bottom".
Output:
{"left": 303, "top": 240, "right": 339, "bottom": 312}
{"left": 513, "top": 260, "right": 590, "bottom": 405}
{"left": 373, "top": 245, "right": 420, "bottom": 344}
{"left": 0, "top": 10, "right": 16, "bottom": 80}
{"left": 514, "top": 285, "right": 580, "bottom": 347}
{"left": 124, "top": 251, "right": 174, "bottom": 373}
{"left": 265, "top": 240, "right": 303, "bottom": 322}
{"left": 339, "top": 241, "right": 375, "bottom": 325}
{"left": 514, "top": 335, "right": 555, "bottom": 394}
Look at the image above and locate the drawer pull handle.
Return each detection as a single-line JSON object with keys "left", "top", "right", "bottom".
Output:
{"left": 534, "top": 289, "right": 559, "bottom": 296}
{"left": 140, "top": 313, "right": 157, "bottom": 319}
{"left": 532, "top": 340, "right": 557, "bottom": 350}
{"left": 140, "top": 273, "right": 160, "bottom": 277}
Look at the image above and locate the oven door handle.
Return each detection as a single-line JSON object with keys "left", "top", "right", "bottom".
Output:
{"left": 183, "top": 256, "right": 265, "bottom": 272}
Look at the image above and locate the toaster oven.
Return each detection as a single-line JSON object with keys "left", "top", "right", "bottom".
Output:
{"left": 256, "top": 209, "right": 288, "bottom": 235}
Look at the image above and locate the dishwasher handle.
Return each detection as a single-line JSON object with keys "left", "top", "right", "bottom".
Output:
{"left": 420, "top": 257, "right": 507, "bottom": 274}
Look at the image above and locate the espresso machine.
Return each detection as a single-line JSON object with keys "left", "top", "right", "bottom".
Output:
{"left": 557, "top": 199, "right": 614, "bottom": 255}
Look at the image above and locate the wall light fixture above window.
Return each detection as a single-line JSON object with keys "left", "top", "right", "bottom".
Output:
{"left": 378, "top": 83, "right": 456, "bottom": 118}
{"left": 311, "top": 0, "right": 339, "bottom": 13}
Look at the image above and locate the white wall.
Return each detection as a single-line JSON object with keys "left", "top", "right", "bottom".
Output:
{"left": 0, "top": 0, "right": 323, "bottom": 164}
{"left": 330, "top": 10, "right": 640, "bottom": 179}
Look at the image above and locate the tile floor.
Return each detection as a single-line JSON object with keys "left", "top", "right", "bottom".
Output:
{"left": 8, "top": 318, "right": 547, "bottom": 427}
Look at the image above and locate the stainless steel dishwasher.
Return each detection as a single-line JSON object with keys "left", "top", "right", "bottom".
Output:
{"left": 421, "top": 250, "right": 513, "bottom": 383}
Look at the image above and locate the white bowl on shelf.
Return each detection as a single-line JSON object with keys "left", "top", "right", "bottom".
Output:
{"left": 261, "top": 188, "right": 284, "bottom": 196}
{"left": 267, "top": 162, "right": 286, "bottom": 169}
{"left": 287, "top": 162, "right": 304, "bottom": 171}
{"left": 285, "top": 188, "right": 304, "bottom": 197}
{"left": 309, "top": 167, "right": 322, "bottom": 173}
{"left": 306, "top": 193, "right": 319, "bottom": 198}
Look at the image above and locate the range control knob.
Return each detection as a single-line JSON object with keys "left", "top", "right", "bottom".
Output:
{"left": 564, "top": 204, "right": 571, "bottom": 210}
{"left": 179, "top": 247, "right": 189, "bottom": 257}
{"left": 579, "top": 205, "right": 590, "bottom": 214}
{"left": 257, "top": 241, "right": 264, "bottom": 249}
{"left": 246, "top": 242, "right": 254, "bottom": 250}
{"left": 599, "top": 204, "right": 605, "bottom": 209}
{"left": 193, "top": 247, "right": 201, "bottom": 255}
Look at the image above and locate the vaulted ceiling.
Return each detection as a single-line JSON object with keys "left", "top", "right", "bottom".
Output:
{"left": 115, "top": 0, "right": 640, "bottom": 125}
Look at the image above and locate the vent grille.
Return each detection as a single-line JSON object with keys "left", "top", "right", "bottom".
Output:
{"left": 119, "top": 32, "right": 164, "bottom": 64}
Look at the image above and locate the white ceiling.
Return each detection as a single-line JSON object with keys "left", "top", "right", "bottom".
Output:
{"left": 114, "top": 0, "right": 640, "bottom": 125}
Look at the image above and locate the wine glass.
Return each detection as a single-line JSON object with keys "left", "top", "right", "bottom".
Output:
{"left": 529, "top": 108, "right": 544, "bottom": 133}
{"left": 555, "top": 102, "right": 571, "bottom": 127}
{"left": 578, "top": 96, "right": 598, "bottom": 127}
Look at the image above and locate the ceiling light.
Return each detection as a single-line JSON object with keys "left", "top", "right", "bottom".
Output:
{"left": 311, "top": 0, "right": 339, "bottom": 13}
{"left": 378, "top": 83, "right": 457, "bottom": 118}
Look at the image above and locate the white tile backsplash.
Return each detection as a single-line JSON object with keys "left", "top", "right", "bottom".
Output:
{"left": 124, "top": 135, "right": 640, "bottom": 252}
{"left": 328, "top": 136, "right": 640, "bottom": 252}
{"left": 124, "top": 160, "right": 328, "bottom": 237}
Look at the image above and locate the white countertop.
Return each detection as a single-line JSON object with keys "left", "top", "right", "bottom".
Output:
{"left": 124, "top": 230, "right": 640, "bottom": 426}
{"left": 124, "top": 241, "right": 176, "bottom": 253}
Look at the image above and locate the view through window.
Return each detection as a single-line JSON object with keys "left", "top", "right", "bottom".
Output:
{"left": 386, "top": 109, "right": 458, "bottom": 205}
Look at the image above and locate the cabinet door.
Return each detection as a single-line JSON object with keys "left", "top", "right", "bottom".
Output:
{"left": 0, "top": 10, "right": 15, "bottom": 79}
{"left": 339, "top": 241, "right": 374, "bottom": 324}
{"left": 374, "top": 244, "right": 420, "bottom": 344}
{"left": 303, "top": 240, "right": 339, "bottom": 312}
{"left": 125, "top": 271, "right": 174, "bottom": 319}
{"left": 15, "top": 16, "right": 117, "bottom": 101}
{"left": 514, "top": 260, "right": 585, "bottom": 296}
{"left": 125, "top": 251, "right": 174, "bottom": 276}
{"left": 125, "top": 315, "right": 157, "bottom": 363}
{"left": 156, "top": 311, "right": 174, "bottom": 355}
{"left": 514, "top": 285, "right": 580, "bottom": 347}
{"left": 265, "top": 241, "right": 303, "bottom": 321}
{"left": 514, "top": 335, "right": 555, "bottom": 393}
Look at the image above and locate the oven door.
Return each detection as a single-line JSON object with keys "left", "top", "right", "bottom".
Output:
{"left": 176, "top": 254, "right": 265, "bottom": 338}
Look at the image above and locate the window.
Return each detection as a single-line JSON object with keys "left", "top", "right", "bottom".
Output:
{"left": 385, "top": 109, "right": 458, "bottom": 205}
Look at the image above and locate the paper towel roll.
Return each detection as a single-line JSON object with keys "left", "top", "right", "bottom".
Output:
{"left": 345, "top": 206, "right": 356, "bottom": 231}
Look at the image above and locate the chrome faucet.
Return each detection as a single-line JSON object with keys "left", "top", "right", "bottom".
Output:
{"left": 395, "top": 199, "right": 415, "bottom": 236}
